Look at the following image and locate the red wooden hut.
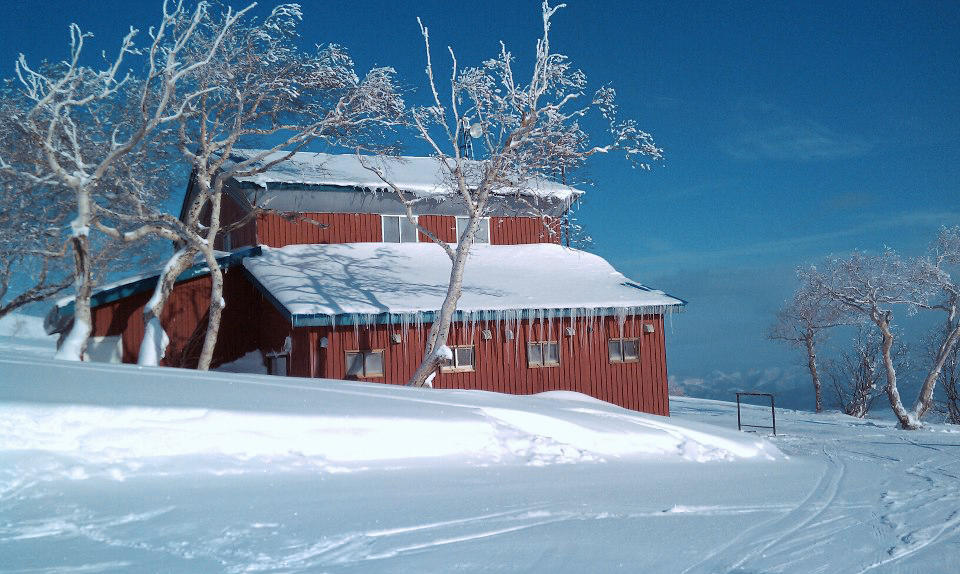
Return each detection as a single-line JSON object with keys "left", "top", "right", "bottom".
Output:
{"left": 46, "top": 151, "right": 685, "bottom": 415}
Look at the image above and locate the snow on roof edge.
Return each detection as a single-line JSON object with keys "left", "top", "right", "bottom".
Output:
{"left": 224, "top": 149, "right": 586, "bottom": 202}
{"left": 242, "top": 243, "right": 686, "bottom": 328}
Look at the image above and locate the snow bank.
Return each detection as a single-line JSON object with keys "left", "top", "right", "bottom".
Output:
{"left": 0, "top": 314, "right": 58, "bottom": 357}
{"left": 0, "top": 353, "right": 779, "bottom": 486}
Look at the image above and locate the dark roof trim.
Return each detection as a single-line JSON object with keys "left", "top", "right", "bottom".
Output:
{"left": 284, "top": 304, "right": 685, "bottom": 328}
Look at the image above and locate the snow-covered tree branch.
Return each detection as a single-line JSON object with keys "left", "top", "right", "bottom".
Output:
{"left": 143, "top": 3, "right": 405, "bottom": 370}
{"left": 770, "top": 271, "right": 848, "bottom": 413}
{"left": 798, "top": 227, "right": 960, "bottom": 429}
{"left": 385, "top": 1, "right": 662, "bottom": 387}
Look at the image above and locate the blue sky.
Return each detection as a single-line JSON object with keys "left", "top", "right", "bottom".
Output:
{"left": 3, "top": 1, "right": 958, "bottom": 408}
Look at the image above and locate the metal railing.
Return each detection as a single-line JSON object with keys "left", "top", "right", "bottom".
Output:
{"left": 736, "top": 392, "right": 776, "bottom": 436}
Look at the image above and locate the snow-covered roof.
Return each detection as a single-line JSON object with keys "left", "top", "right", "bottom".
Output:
{"left": 242, "top": 243, "right": 685, "bottom": 326}
{"left": 223, "top": 149, "right": 585, "bottom": 203}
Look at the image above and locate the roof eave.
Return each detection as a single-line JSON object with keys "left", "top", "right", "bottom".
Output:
{"left": 287, "top": 302, "right": 685, "bottom": 328}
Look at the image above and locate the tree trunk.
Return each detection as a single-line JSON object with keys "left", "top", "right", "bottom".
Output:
{"left": 196, "top": 253, "right": 224, "bottom": 371}
{"left": 912, "top": 316, "right": 960, "bottom": 420}
{"left": 407, "top": 213, "right": 481, "bottom": 387}
{"left": 138, "top": 247, "right": 197, "bottom": 366}
{"left": 804, "top": 330, "right": 823, "bottom": 413}
{"left": 877, "top": 314, "right": 919, "bottom": 429}
{"left": 54, "top": 234, "right": 93, "bottom": 361}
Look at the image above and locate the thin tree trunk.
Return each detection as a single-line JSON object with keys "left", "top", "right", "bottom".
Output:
{"left": 138, "top": 246, "right": 197, "bottom": 365}
{"left": 196, "top": 258, "right": 224, "bottom": 371}
{"left": 913, "top": 316, "right": 960, "bottom": 420}
{"left": 805, "top": 330, "right": 823, "bottom": 413}
{"left": 407, "top": 213, "right": 481, "bottom": 387}
{"left": 55, "top": 234, "right": 93, "bottom": 361}
{"left": 877, "top": 315, "right": 919, "bottom": 429}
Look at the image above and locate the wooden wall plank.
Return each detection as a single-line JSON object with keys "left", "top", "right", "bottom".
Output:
{"left": 304, "top": 314, "right": 670, "bottom": 415}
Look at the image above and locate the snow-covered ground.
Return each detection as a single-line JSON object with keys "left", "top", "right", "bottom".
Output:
{"left": 2, "top": 315, "right": 959, "bottom": 572}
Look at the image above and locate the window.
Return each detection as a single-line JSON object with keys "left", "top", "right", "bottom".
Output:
{"left": 527, "top": 341, "right": 560, "bottom": 368}
{"left": 608, "top": 338, "right": 640, "bottom": 364}
{"left": 382, "top": 215, "right": 419, "bottom": 243}
{"left": 455, "top": 217, "right": 490, "bottom": 244}
{"left": 440, "top": 345, "right": 475, "bottom": 372}
{"left": 345, "top": 350, "right": 385, "bottom": 377}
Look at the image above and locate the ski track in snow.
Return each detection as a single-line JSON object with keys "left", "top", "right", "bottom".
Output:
{"left": 680, "top": 446, "right": 846, "bottom": 574}
{"left": 671, "top": 402, "right": 960, "bottom": 574}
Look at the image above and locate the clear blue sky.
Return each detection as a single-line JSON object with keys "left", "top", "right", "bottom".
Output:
{"left": 4, "top": 1, "right": 958, "bottom": 407}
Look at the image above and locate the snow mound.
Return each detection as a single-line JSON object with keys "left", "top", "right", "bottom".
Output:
{"left": 0, "top": 353, "right": 780, "bottom": 486}
{"left": 0, "top": 314, "right": 57, "bottom": 357}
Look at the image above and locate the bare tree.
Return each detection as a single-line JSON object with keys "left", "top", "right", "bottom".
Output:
{"left": 805, "top": 231, "right": 960, "bottom": 429}
{"left": 0, "top": 91, "right": 73, "bottom": 318}
{"left": 367, "top": 1, "right": 662, "bottom": 387}
{"left": 826, "top": 325, "right": 906, "bottom": 418}
{"left": 922, "top": 320, "right": 960, "bottom": 424}
{"left": 804, "top": 250, "right": 930, "bottom": 428}
{"left": 770, "top": 271, "right": 846, "bottom": 413}
{"left": 5, "top": 1, "right": 246, "bottom": 361}
{"left": 910, "top": 226, "right": 960, "bottom": 420}
{"left": 123, "top": 4, "right": 404, "bottom": 369}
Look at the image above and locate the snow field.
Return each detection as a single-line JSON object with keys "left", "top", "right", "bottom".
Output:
{"left": 2, "top": 318, "right": 959, "bottom": 572}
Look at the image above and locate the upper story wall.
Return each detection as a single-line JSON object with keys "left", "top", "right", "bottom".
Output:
{"left": 247, "top": 212, "right": 562, "bottom": 248}
{"left": 215, "top": 192, "right": 565, "bottom": 250}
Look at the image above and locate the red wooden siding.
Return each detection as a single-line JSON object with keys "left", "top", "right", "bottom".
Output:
{"left": 87, "top": 268, "right": 670, "bottom": 415}
{"left": 89, "top": 271, "right": 265, "bottom": 369}
{"left": 490, "top": 216, "right": 562, "bottom": 245}
{"left": 214, "top": 195, "right": 257, "bottom": 250}
{"left": 417, "top": 215, "right": 457, "bottom": 243}
{"left": 310, "top": 314, "right": 669, "bottom": 415}
{"left": 242, "top": 212, "right": 562, "bottom": 247}
{"left": 257, "top": 212, "right": 382, "bottom": 247}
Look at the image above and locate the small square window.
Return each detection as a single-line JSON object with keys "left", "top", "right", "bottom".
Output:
{"left": 345, "top": 350, "right": 385, "bottom": 377}
{"left": 528, "top": 341, "right": 559, "bottom": 368}
{"left": 382, "top": 215, "right": 419, "bottom": 243}
{"left": 608, "top": 338, "right": 640, "bottom": 364}
{"left": 456, "top": 217, "right": 490, "bottom": 244}
{"left": 441, "top": 345, "right": 476, "bottom": 372}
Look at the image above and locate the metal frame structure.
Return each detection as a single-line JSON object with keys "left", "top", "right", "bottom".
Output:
{"left": 736, "top": 392, "right": 777, "bottom": 436}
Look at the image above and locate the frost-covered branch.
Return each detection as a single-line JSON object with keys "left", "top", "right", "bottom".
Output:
{"left": 389, "top": 1, "right": 662, "bottom": 387}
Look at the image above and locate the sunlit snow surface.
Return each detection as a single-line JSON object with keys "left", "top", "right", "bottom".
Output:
{"left": 2, "top": 317, "right": 959, "bottom": 573}
{"left": 225, "top": 149, "right": 584, "bottom": 202}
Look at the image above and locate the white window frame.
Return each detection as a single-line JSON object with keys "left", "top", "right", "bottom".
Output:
{"left": 608, "top": 338, "right": 640, "bottom": 364}
{"left": 440, "top": 345, "right": 476, "bottom": 373}
{"left": 345, "top": 349, "right": 385, "bottom": 378}
{"left": 455, "top": 216, "right": 490, "bottom": 244}
{"left": 382, "top": 215, "right": 420, "bottom": 243}
{"left": 527, "top": 341, "right": 560, "bottom": 368}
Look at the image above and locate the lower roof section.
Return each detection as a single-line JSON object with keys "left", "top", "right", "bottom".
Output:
{"left": 243, "top": 243, "right": 686, "bottom": 327}
{"left": 45, "top": 247, "right": 261, "bottom": 335}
